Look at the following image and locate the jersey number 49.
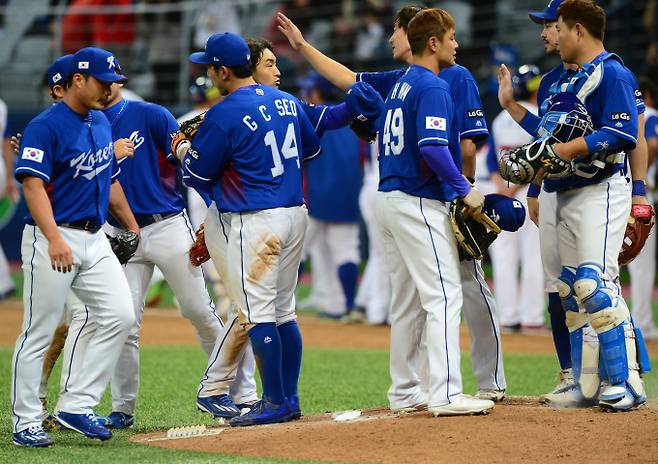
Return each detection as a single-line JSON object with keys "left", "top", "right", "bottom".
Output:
{"left": 382, "top": 108, "right": 404, "bottom": 156}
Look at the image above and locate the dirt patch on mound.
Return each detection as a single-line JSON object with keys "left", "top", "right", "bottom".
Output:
{"left": 135, "top": 398, "right": 658, "bottom": 464}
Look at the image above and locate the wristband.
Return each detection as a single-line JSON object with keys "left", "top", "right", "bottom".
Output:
{"left": 632, "top": 180, "right": 647, "bottom": 196}
{"left": 466, "top": 176, "right": 475, "bottom": 184}
{"left": 527, "top": 183, "right": 541, "bottom": 198}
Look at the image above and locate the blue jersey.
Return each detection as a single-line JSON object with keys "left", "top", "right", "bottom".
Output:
{"left": 537, "top": 64, "right": 566, "bottom": 119}
{"left": 376, "top": 65, "right": 459, "bottom": 201}
{"left": 358, "top": 64, "right": 488, "bottom": 143}
{"left": 305, "top": 124, "right": 361, "bottom": 222}
{"left": 646, "top": 112, "right": 658, "bottom": 140}
{"left": 183, "top": 84, "right": 321, "bottom": 213}
{"left": 15, "top": 102, "right": 119, "bottom": 225}
{"left": 298, "top": 99, "right": 331, "bottom": 139}
{"left": 544, "top": 52, "right": 639, "bottom": 192}
{"left": 103, "top": 99, "right": 183, "bottom": 217}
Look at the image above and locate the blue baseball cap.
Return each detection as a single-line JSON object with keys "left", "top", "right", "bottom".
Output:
{"left": 69, "top": 47, "right": 128, "bottom": 83}
{"left": 529, "top": 0, "right": 564, "bottom": 24}
{"left": 483, "top": 194, "right": 526, "bottom": 232}
{"left": 346, "top": 82, "right": 384, "bottom": 122}
{"left": 189, "top": 32, "right": 251, "bottom": 67}
{"left": 47, "top": 54, "right": 73, "bottom": 89}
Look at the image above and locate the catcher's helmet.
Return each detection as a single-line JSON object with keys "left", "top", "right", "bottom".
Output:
{"left": 537, "top": 92, "right": 594, "bottom": 144}
{"left": 512, "top": 64, "right": 541, "bottom": 100}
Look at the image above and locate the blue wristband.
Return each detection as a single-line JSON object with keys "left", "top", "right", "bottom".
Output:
{"left": 527, "top": 183, "right": 541, "bottom": 198}
{"left": 632, "top": 180, "right": 647, "bottom": 196}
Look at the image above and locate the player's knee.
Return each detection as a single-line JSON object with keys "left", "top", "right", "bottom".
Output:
{"left": 556, "top": 267, "right": 579, "bottom": 312}
{"left": 574, "top": 264, "right": 612, "bottom": 313}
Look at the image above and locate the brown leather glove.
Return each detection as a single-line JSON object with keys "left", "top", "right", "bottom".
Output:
{"left": 619, "top": 204, "right": 655, "bottom": 266}
{"left": 189, "top": 224, "right": 211, "bottom": 266}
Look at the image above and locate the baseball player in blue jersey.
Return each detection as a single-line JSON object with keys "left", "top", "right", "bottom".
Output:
{"left": 11, "top": 47, "right": 139, "bottom": 446}
{"left": 502, "top": 0, "right": 650, "bottom": 411}
{"left": 497, "top": 0, "right": 651, "bottom": 407}
{"left": 175, "top": 32, "right": 322, "bottom": 426}
{"left": 278, "top": 5, "right": 507, "bottom": 403}
{"left": 190, "top": 36, "right": 382, "bottom": 421}
{"left": 69, "top": 55, "right": 234, "bottom": 429}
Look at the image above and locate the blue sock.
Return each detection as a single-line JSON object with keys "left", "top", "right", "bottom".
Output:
{"left": 548, "top": 292, "right": 572, "bottom": 369}
{"left": 338, "top": 262, "right": 358, "bottom": 313}
{"left": 248, "top": 323, "right": 285, "bottom": 404}
{"left": 277, "top": 320, "right": 303, "bottom": 399}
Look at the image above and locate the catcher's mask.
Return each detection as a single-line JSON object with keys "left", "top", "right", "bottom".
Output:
{"left": 536, "top": 92, "right": 594, "bottom": 143}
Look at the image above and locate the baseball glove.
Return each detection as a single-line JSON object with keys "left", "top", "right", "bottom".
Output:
{"left": 499, "top": 138, "right": 573, "bottom": 184}
{"left": 619, "top": 204, "right": 655, "bottom": 266}
{"left": 449, "top": 198, "right": 502, "bottom": 261}
{"left": 189, "top": 224, "right": 211, "bottom": 266}
{"left": 180, "top": 111, "right": 206, "bottom": 139}
{"left": 108, "top": 231, "right": 139, "bottom": 265}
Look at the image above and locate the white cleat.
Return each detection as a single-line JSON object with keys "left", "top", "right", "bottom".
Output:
{"left": 429, "top": 394, "right": 494, "bottom": 416}
{"left": 476, "top": 389, "right": 506, "bottom": 402}
{"left": 391, "top": 403, "right": 427, "bottom": 413}
{"left": 540, "top": 368, "right": 575, "bottom": 402}
{"left": 542, "top": 384, "right": 595, "bottom": 408}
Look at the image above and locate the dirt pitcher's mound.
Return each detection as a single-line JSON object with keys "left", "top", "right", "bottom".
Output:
{"left": 135, "top": 399, "right": 658, "bottom": 464}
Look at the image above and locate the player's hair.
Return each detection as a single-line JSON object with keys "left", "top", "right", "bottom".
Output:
{"left": 210, "top": 64, "right": 253, "bottom": 79}
{"left": 246, "top": 38, "right": 274, "bottom": 71}
{"left": 557, "top": 0, "right": 605, "bottom": 41}
{"left": 64, "top": 73, "right": 87, "bottom": 88}
{"left": 638, "top": 77, "right": 657, "bottom": 101}
{"left": 394, "top": 5, "right": 426, "bottom": 31}
{"left": 407, "top": 8, "right": 455, "bottom": 56}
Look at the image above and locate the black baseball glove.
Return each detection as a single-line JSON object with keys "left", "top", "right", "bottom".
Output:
{"left": 108, "top": 231, "right": 140, "bottom": 264}
{"left": 498, "top": 138, "right": 573, "bottom": 184}
{"left": 449, "top": 198, "right": 501, "bottom": 261}
{"left": 180, "top": 111, "right": 206, "bottom": 139}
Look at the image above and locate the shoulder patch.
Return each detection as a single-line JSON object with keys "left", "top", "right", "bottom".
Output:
{"left": 21, "top": 147, "right": 44, "bottom": 163}
{"left": 467, "top": 109, "right": 484, "bottom": 118}
{"left": 426, "top": 116, "right": 446, "bottom": 131}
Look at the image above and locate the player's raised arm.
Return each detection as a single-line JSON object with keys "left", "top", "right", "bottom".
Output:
{"left": 497, "top": 64, "right": 537, "bottom": 129}
{"left": 276, "top": 12, "right": 356, "bottom": 91}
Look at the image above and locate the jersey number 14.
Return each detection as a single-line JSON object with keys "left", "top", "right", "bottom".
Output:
{"left": 382, "top": 108, "right": 404, "bottom": 156}
{"left": 265, "top": 122, "right": 300, "bottom": 177}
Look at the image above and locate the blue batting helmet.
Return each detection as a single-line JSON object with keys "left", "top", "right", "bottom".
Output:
{"left": 512, "top": 64, "right": 541, "bottom": 100}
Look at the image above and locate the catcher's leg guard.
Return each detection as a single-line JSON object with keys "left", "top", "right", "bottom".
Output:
{"left": 634, "top": 323, "right": 652, "bottom": 374}
{"left": 556, "top": 267, "right": 579, "bottom": 313}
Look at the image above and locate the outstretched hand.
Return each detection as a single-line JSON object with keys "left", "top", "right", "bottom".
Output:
{"left": 497, "top": 64, "right": 514, "bottom": 110}
{"left": 277, "top": 12, "right": 306, "bottom": 50}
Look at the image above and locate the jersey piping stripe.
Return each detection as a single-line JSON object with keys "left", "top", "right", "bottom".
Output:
{"left": 304, "top": 145, "right": 322, "bottom": 162}
{"left": 418, "top": 137, "right": 448, "bottom": 145}
{"left": 12, "top": 226, "right": 38, "bottom": 432}
{"left": 460, "top": 128, "right": 488, "bottom": 137}
{"left": 418, "top": 198, "right": 451, "bottom": 403}
{"left": 63, "top": 305, "right": 90, "bottom": 392}
{"left": 602, "top": 181, "right": 611, "bottom": 273}
{"left": 313, "top": 106, "right": 328, "bottom": 133}
{"left": 600, "top": 126, "right": 637, "bottom": 143}
{"left": 239, "top": 213, "right": 252, "bottom": 323}
{"left": 111, "top": 166, "right": 121, "bottom": 179}
{"left": 197, "top": 315, "right": 238, "bottom": 394}
{"left": 182, "top": 210, "right": 223, "bottom": 327}
{"left": 15, "top": 166, "right": 51, "bottom": 182}
{"left": 472, "top": 260, "right": 503, "bottom": 390}
{"left": 185, "top": 165, "right": 212, "bottom": 182}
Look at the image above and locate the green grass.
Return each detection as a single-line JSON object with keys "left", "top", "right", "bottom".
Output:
{"left": 1, "top": 346, "right": 657, "bottom": 463}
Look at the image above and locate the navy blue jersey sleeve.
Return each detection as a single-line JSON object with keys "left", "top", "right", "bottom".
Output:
{"left": 14, "top": 122, "right": 55, "bottom": 183}
{"left": 416, "top": 86, "right": 451, "bottom": 147}
{"left": 356, "top": 69, "right": 405, "bottom": 100}
{"left": 297, "top": 100, "right": 322, "bottom": 161}
{"left": 150, "top": 104, "right": 180, "bottom": 163}
{"left": 452, "top": 75, "right": 488, "bottom": 140}
{"left": 183, "top": 120, "right": 231, "bottom": 188}
{"left": 631, "top": 74, "right": 645, "bottom": 115}
{"left": 595, "top": 75, "right": 638, "bottom": 147}
{"left": 298, "top": 99, "right": 328, "bottom": 133}
{"left": 486, "top": 133, "right": 499, "bottom": 174}
{"left": 646, "top": 114, "right": 658, "bottom": 140}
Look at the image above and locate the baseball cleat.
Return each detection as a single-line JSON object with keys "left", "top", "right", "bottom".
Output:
{"left": 229, "top": 399, "right": 294, "bottom": 427}
{"left": 12, "top": 426, "right": 54, "bottom": 447}
{"left": 100, "top": 411, "right": 134, "bottom": 429}
{"left": 540, "top": 368, "right": 576, "bottom": 402}
{"left": 289, "top": 395, "right": 302, "bottom": 420}
{"left": 476, "top": 389, "right": 506, "bottom": 402}
{"left": 391, "top": 403, "right": 428, "bottom": 413}
{"left": 599, "top": 383, "right": 646, "bottom": 412}
{"left": 197, "top": 394, "right": 241, "bottom": 419}
{"left": 542, "top": 384, "right": 595, "bottom": 408}
{"left": 55, "top": 412, "right": 112, "bottom": 440}
{"left": 429, "top": 394, "right": 494, "bottom": 416}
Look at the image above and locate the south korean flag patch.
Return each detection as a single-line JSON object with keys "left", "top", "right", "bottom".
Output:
{"left": 425, "top": 116, "right": 446, "bottom": 131}
{"left": 22, "top": 147, "right": 44, "bottom": 163}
